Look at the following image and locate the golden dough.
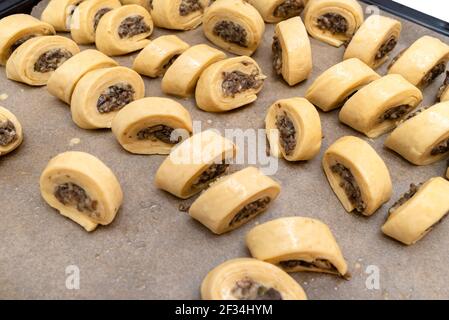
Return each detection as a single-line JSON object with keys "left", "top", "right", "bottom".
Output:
{"left": 120, "top": 0, "right": 152, "bottom": 11}
{"left": 41, "top": 0, "right": 85, "bottom": 32}
{"left": 151, "top": 0, "right": 209, "bottom": 30}
{"left": 247, "top": 0, "right": 308, "bottom": 23}
{"left": 0, "top": 106, "right": 23, "bottom": 157}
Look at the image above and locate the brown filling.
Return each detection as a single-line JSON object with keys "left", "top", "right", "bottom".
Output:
{"left": 379, "top": 104, "right": 412, "bottom": 123}
{"left": 10, "top": 34, "right": 36, "bottom": 53}
{"left": 388, "top": 183, "right": 422, "bottom": 215}
{"left": 272, "top": 36, "right": 282, "bottom": 75}
{"left": 431, "top": 137, "right": 449, "bottom": 156}
{"left": 276, "top": 111, "right": 296, "bottom": 156}
{"left": 421, "top": 62, "right": 446, "bottom": 87}
{"left": 162, "top": 54, "right": 180, "bottom": 71}
{"left": 213, "top": 20, "right": 248, "bottom": 47}
{"left": 375, "top": 37, "right": 397, "bottom": 60}
{"left": 97, "top": 83, "right": 135, "bottom": 114}
{"left": 149, "top": 0, "right": 153, "bottom": 10}
{"left": 222, "top": 68, "right": 264, "bottom": 97}
{"left": 93, "top": 7, "right": 113, "bottom": 31}
{"left": 402, "top": 105, "right": 430, "bottom": 122}
{"left": 231, "top": 277, "right": 283, "bottom": 300}
{"left": 0, "top": 119, "right": 17, "bottom": 146}
{"left": 437, "top": 71, "right": 449, "bottom": 101}
{"left": 280, "top": 259, "right": 338, "bottom": 273}
{"left": 179, "top": 0, "right": 203, "bottom": 16}
{"left": 34, "top": 48, "right": 73, "bottom": 73}
{"left": 136, "top": 125, "right": 180, "bottom": 144}
{"left": 54, "top": 182, "right": 98, "bottom": 213}
{"left": 317, "top": 13, "right": 348, "bottom": 34}
{"left": 331, "top": 163, "right": 366, "bottom": 214}
{"left": 118, "top": 15, "right": 150, "bottom": 38}
{"left": 273, "top": 0, "right": 304, "bottom": 18}
{"left": 229, "top": 196, "right": 271, "bottom": 227}
{"left": 192, "top": 161, "right": 229, "bottom": 189}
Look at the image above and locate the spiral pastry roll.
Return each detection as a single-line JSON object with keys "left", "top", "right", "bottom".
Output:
{"left": 41, "top": 0, "right": 85, "bottom": 32}
{"left": 111, "top": 97, "right": 193, "bottom": 155}
{"left": 272, "top": 16, "right": 312, "bottom": 86}
{"left": 385, "top": 101, "right": 449, "bottom": 166}
{"left": 437, "top": 71, "right": 449, "bottom": 102}
{"left": 133, "top": 35, "right": 190, "bottom": 78}
{"left": 71, "top": 66, "right": 145, "bottom": 129}
{"left": 265, "top": 98, "right": 322, "bottom": 161}
{"left": 195, "top": 56, "right": 266, "bottom": 112}
{"left": 0, "top": 106, "right": 23, "bottom": 157}
{"left": 344, "top": 15, "right": 401, "bottom": 69}
{"left": 201, "top": 258, "right": 307, "bottom": 300}
{"left": 6, "top": 36, "right": 80, "bottom": 86}
{"left": 339, "top": 74, "right": 423, "bottom": 138}
{"left": 162, "top": 44, "right": 226, "bottom": 98}
{"left": 47, "top": 49, "right": 118, "bottom": 104}
{"left": 151, "top": 0, "right": 209, "bottom": 30}
{"left": 305, "top": 58, "right": 380, "bottom": 112}
{"left": 202, "top": 0, "right": 265, "bottom": 56}
{"left": 189, "top": 167, "right": 280, "bottom": 234}
{"left": 382, "top": 177, "right": 449, "bottom": 245}
{"left": 323, "top": 136, "right": 392, "bottom": 216}
{"left": 246, "top": 0, "right": 308, "bottom": 23}
{"left": 155, "top": 130, "right": 236, "bottom": 199}
{"left": 246, "top": 217, "right": 348, "bottom": 278}
{"left": 120, "top": 0, "right": 152, "bottom": 11}
{"left": 0, "top": 14, "right": 55, "bottom": 65}
{"left": 40, "top": 151, "right": 123, "bottom": 232}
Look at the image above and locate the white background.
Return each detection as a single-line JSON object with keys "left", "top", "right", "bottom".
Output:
{"left": 393, "top": 0, "right": 449, "bottom": 22}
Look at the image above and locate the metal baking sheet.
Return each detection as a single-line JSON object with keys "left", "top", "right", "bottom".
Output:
{"left": 1, "top": 0, "right": 448, "bottom": 299}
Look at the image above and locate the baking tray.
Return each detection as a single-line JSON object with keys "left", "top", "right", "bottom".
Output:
{"left": 1, "top": 0, "right": 448, "bottom": 299}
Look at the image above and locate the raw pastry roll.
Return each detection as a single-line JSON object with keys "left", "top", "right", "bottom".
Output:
{"left": 111, "top": 97, "right": 193, "bottom": 155}
{"left": 339, "top": 74, "right": 423, "bottom": 138}
{"left": 151, "top": 0, "right": 209, "bottom": 30}
{"left": 133, "top": 35, "right": 190, "bottom": 78}
{"left": 437, "top": 71, "right": 449, "bottom": 102}
{"left": 47, "top": 49, "right": 118, "bottom": 104}
{"left": 382, "top": 177, "right": 449, "bottom": 245}
{"left": 344, "top": 15, "right": 401, "bottom": 69}
{"left": 39, "top": 151, "right": 123, "bottom": 232}
{"left": 246, "top": 217, "right": 348, "bottom": 277}
{"left": 155, "top": 130, "right": 236, "bottom": 199}
{"left": 201, "top": 258, "right": 307, "bottom": 300}
{"left": 304, "top": 0, "right": 363, "bottom": 47}
{"left": 246, "top": 0, "right": 308, "bottom": 23}
{"left": 384, "top": 101, "right": 449, "bottom": 166}
{"left": 162, "top": 44, "right": 226, "bottom": 98}
{"left": 388, "top": 36, "right": 449, "bottom": 88}
{"left": 189, "top": 167, "right": 281, "bottom": 234}
{"left": 95, "top": 5, "right": 154, "bottom": 56}
{"left": 272, "top": 16, "right": 312, "bottom": 86}
{"left": 0, "top": 106, "right": 23, "bottom": 157}
{"left": 323, "top": 136, "right": 392, "bottom": 216}
{"left": 71, "top": 66, "right": 145, "bottom": 129}
{"left": 305, "top": 58, "right": 380, "bottom": 112}
{"left": 265, "top": 97, "right": 322, "bottom": 161}
{"left": 195, "top": 56, "right": 266, "bottom": 112}
{"left": 0, "top": 14, "right": 55, "bottom": 65}
{"left": 202, "top": 0, "right": 265, "bottom": 56}
{"left": 120, "top": 0, "right": 152, "bottom": 11}
{"left": 41, "top": 0, "right": 85, "bottom": 32}
{"left": 6, "top": 36, "right": 80, "bottom": 86}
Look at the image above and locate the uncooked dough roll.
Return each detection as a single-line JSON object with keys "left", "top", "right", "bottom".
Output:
{"left": 344, "top": 15, "right": 401, "bottom": 69}
{"left": 0, "top": 106, "right": 23, "bottom": 157}
{"left": 154, "top": 130, "right": 236, "bottom": 199}
{"left": 133, "top": 35, "right": 190, "bottom": 78}
{"left": 272, "top": 16, "right": 312, "bottom": 86}
{"left": 384, "top": 101, "right": 449, "bottom": 166}
{"left": 202, "top": 0, "right": 265, "bottom": 56}
{"left": 41, "top": 0, "right": 85, "bottom": 32}
{"left": 201, "top": 258, "right": 307, "bottom": 300}
{"left": 111, "top": 97, "right": 193, "bottom": 155}
{"left": 39, "top": 151, "right": 123, "bottom": 232}
{"left": 71, "top": 66, "right": 145, "bottom": 129}
{"left": 265, "top": 97, "right": 322, "bottom": 161}
{"left": 0, "top": 14, "right": 55, "bottom": 65}
{"left": 305, "top": 58, "right": 380, "bottom": 112}
{"left": 151, "top": 0, "right": 209, "bottom": 30}
{"left": 120, "top": 0, "right": 152, "bottom": 11}
{"left": 47, "top": 49, "right": 118, "bottom": 104}
{"left": 304, "top": 0, "right": 363, "bottom": 47}
{"left": 189, "top": 167, "right": 281, "bottom": 234}
{"left": 246, "top": 217, "right": 348, "bottom": 277}
{"left": 388, "top": 36, "right": 449, "bottom": 88}
{"left": 162, "top": 44, "right": 226, "bottom": 97}
{"left": 323, "top": 136, "right": 392, "bottom": 216}
{"left": 382, "top": 177, "right": 449, "bottom": 245}
{"left": 195, "top": 56, "right": 266, "bottom": 112}
{"left": 339, "top": 74, "right": 423, "bottom": 138}
{"left": 95, "top": 5, "right": 154, "bottom": 56}
{"left": 6, "top": 36, "right": 80, "bottom": 86}
{"left": 246, "top": 0, "right": 308, "bottom": 23}
{"left": 437, "top": 71, "right": 449, "bottom": 102}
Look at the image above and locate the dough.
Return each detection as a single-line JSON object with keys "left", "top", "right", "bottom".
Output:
{"left": 120, "top": 0, "right": 152, "bottom": 11}
{"left": 246, "top": 217, "right": 348, "bottom": 277}
{"left": 246, "top": 0, "right": 308, "bottom": 23}
{"left": 305, "top": 58, "right": 380, "bottom": 112}
{"left": 344, "top": 15, "right": 401, "bottom": 69}
{"left": 447, "top": 167, "right": 449, "bottom": 180}
{"left": 162, "top": 44, "right": 226, "bottom": 97}
{"left": 151, "top": 0, "right": 209, "bottom": 30}
{"left": 95, "top": 4, "right": 153, "bottom": 56}
{"left": 437, "top": 71, "right": 449, "bottom": 102}
{"left": 202, "top": 0, "right": 265, "bottom": 56}
{"left": 154, "top": 130, "right": 236, "bottom": 199}
{"left": 382, "top": 177, "right": 449, "bottom": 245}
{"left": 323, "top": 136, "right": 392, "bottom": 216}
{"left": 265, "top": 97, "right": 322, "bottom": 161}
{"left": 189, "top": 167, "right": 281, "bottom": 234}
{"left": 201, "top": 258, "right": 307, "bottom": 300}
{"left": 111, "top": 97, "right": 193, "bottom": 154}
{"left": 272, "top": 16, "right": 312, "bottom": 86}
{"left": 41, "top": 0, "right": 85, "bottom": 32}
{"left": 195, "top": 56, "right": 266, "bottom": 112}
{"left": 39, "top": 151, "right": 123, "bottom": 232}
{"left": 6, "top": 36, "right": 80, "bottom": 86}
{"left": 133, "top": 35, "right": 190, "bottom": 78}
{"left": 304, "top": 0, "right": 363, "bottom": 47}
{"left": 0, "top": 14, "right": 55, "bottom": 65}
{"left": 388, "top": 36, "right": 449, "bottom": 88}
{"left": 339, "top": 74, "right": 423, "bottom": 138}
{"left": 71, "top": 66, "right": 145, "bottom": 129}
{"left": 384, "top": 101, "right": 449, "bottom": 166}
{"left": 47, "top": 49, "right": 118, "bottom": 104}
{"left": 0, "top": 106, "right": 23, "bottom": 157}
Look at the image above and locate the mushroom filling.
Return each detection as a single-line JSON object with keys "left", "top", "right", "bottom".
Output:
{"left": 375, "top": 37, "right": 397, "bottom": 60}
{"left": 192, "top": 161, "right": 229, "bottom": 189}
{"left": 137, "top": 125, "right": 180, "bottom": 144}
{"left": 273, "top": 0, "right": 304, "bottom": 18}
{"left": 231, "top": 277, "right": 283, "bottom": 301}
{"left": 229, "top": 196, "right": 271, "bottom": 227}
{"left": 388, "top": 183, "right": 422, "bottom": 215}
{"left": 437, "top": 71, "right": 449, "bottom": 100}
{"left": 276, "top": 112, "right": 296, "bottom": 156}
{"left": 149, "top": 0, "right": 153, "bottom": 10}
{"left": 179, "top": 0, "right": 203, "bottom": 16}
{"left": 213, "top": 20, "right": 248, "bottom": 47}
{"left": 118, "top": 15, "right": 150, "bottom": 38}
{"left": 280, "top": 259, "right": 338, "bottom": 273}
{"left": 10, "top": 34, "right": 36, "bottom": 53}
{"left": 54, "top": 182, "right": 98, "bottom": 213}
{"left": 222, "top": 69, "right": 264, "bottom": 97}
{"left": 93, "top": 7, "right": 113, "bottom": 31}
{"left": 379, "top": 104, "right": 412, "bottom": 123}
{"left": 34, "top": 48, "right": 73, "bottom": 73}
{"left": 421, "top": 62, "right": 446, "bottom": 87}
{"left": 97, "top": 83, "right": 135, "bottom": 114}
{"left": 272, "top": 36, "right": 282, "bottom": 75}
{"left": 331, "top": 163, "right": 366, "bottom": 213}
{"left": 316, "top": 13, "right": 348, "bottom": 34}
{"left": 0, "top": 119, "right": 17, "bottom": 146}
{"left": 162, "top": 54, "right": 180, "bottom": 71}
{"left": 431, "top": 137, "right": 449, "bottom": 156}
{"left": 402, "top": 105, "right": 429, "bottom": 121}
